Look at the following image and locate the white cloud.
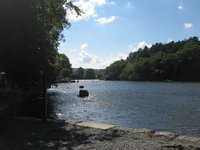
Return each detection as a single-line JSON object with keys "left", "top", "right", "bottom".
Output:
{"left": 167, "top": 38, "right": 173, "bottom": 43}
{"left": 178, "top": 5, "right": 183, "bottom": 10}
{"left": 79, "top": 50, "right": 101, "bottom": 64}
{"left": 184, "top": 23, "right": 193, "bottom": 29}
{"left": 67, "top": 41, "right": 152, "bottom": 69}
{"left": 66, "top": 0, "right": 106, "bottom": 21}
{"left": 90, "top": 0, "right": 106, "bottom": 5}
{"left": 102, "top": 57, "right": 117, "bottom": 68}
{"left": 110, "top": 1, "right": 116, "bottom": 5}
{"left": 98, "top": 53, "right": 127, "bottom": 68}
{"left": 126, "top": 2, "right": 132, "bottom": 8}
{"left": 80, "top": 43, "right": 89, "bottom": 49}
{"left": 117, "top": 53, "right": 128, "bottom": 60}
{"left": 69, "top": 48, "right": 77, "bottom": 52}
{"left": 96, "top": 16, "right": 117, "bottom": 24}
{"left": 68, "top": 43, "right": 129, "bottom": 69}
{"left": 71, "top": 50, "right": 128, "bottom": 69}
{"left": 129, "top": 41, "right": 152, "bottom": 52}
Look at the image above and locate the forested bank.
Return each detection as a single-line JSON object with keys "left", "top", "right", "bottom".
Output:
{"left": 0, "top": 0, "right": 81, "bottom": 118}
{"left": 104, "top": 37, "right": 200, "bottom": 81}
{"left": 0, "top": 0, "right": 80, "bottom": 90}
{"left": 72, "top": 67, "right": 104, "bottom": 79}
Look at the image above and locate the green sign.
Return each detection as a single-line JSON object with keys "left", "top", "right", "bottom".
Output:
{"left": 0, "top": 72, "right": 6, "bottom": 75}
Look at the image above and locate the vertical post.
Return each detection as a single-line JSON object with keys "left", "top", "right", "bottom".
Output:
{"left": 41, "top": 71, "right": 47, "bottom": 121}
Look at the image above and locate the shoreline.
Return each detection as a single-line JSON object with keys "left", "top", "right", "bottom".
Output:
{"left": 1, "top": 117, "right": 200, "bottom": 150}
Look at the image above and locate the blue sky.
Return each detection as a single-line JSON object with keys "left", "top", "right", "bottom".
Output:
{"left": 59, "top": 0, "right": 200, "bottom": 69}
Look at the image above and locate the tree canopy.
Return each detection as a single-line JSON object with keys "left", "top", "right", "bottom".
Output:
{"left": 104, "top": 37, "right": 200, "bottom": 81}
{"left": 0, "top": 0, "right": 80, "bottom": 89}
{"left": 55, "top": 53, "right": 72, "bottom": 81}
{"left": 72, "top": 68, "right": 100, "bottom": 79}
{"left": 104, "top": 60, "right": 126, "bottom": 80}
{"left": 85, "top": 69, "right": 96, "bottom": 79}
{"left": 76, "top": 67, "right": 84, "bottom": 79}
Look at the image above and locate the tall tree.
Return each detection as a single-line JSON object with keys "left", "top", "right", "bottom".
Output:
{"left": 55, "top": 53, "right": 72, "bottom": 80}
{"left": 0, "top": 0, "right": 81, "bottom": 89}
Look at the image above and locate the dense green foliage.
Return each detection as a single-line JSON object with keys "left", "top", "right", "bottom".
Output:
{"left": 104, "top": 60, "right": 126, "bottom": 80}
{"left": 0, "top": 0, "right": 80, "bottom": 89}
{"left": 85, "top": 69, "right": 96, "bottom": 79}
{"left": 73, "top": 68, "right": 97, "bottom": 79}
{"left": 76, "top": 67, "right": 84, "bottom": 79}
{"left": 105, "top": 37, "right": 200, "bottom": 81}
{"left": 55, "top": 53, "right": 72, "bottom": 81}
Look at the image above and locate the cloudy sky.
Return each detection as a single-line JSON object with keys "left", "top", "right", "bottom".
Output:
{"left": 59, "top": 0, "right": 200, "bottom": 69}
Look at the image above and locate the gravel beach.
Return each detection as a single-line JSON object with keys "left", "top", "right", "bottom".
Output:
{"left": 0, "top": 118, "right": 200, "bottom": 150}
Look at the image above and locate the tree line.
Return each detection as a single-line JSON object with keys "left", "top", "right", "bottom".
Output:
{"left": 73, "top": 67, "right": 104, "bottom": 79}
{"left": 0, "top": 0, "right": 81, "bottom": 90}
{"left": 104, "top": 37, "right": 200, "bottom": 81}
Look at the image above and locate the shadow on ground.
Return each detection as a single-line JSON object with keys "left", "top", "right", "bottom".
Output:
{"left": 0, "top": 119, "right": 122, "bottom": 150}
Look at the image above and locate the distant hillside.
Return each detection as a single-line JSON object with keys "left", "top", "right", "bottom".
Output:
{"left": 73, "top": 68, "right": 105, "bottom": 79}
{"left": 104, "top": 37, "right": 200, "bottom": 81}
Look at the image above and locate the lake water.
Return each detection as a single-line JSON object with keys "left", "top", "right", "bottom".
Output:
{"left": 49, "top": 80, "right": 200, "bottom": 137}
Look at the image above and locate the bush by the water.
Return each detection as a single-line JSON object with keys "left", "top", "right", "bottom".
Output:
{"left": 16, "top": 88, "right": 56, "bottom": 119}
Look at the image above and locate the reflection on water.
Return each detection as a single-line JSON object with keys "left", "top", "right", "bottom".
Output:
{"left": 49, "top": 80, "right": 200, "bottom": 137}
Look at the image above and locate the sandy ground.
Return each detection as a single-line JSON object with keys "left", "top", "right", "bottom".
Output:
{"left": 0, "top": 118, "right": 200, "bottom": 150}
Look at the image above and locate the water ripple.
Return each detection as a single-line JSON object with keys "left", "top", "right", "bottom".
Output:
{"left": 49, "top": 80, "right": 200, "bottom": 137}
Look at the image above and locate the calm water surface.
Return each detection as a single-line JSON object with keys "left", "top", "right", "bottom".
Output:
{"left": 49, "top": 80, "right": 200, "bottom": 137}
